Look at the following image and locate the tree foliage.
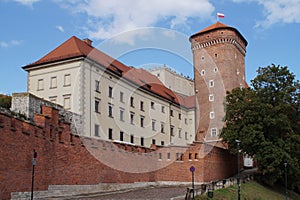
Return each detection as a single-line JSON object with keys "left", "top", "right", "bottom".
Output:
{"left": 221, "top": 64, "right": 300, "bottom": 190}
{"left": 0, "top": 94, "right": 11, "bottom": 109}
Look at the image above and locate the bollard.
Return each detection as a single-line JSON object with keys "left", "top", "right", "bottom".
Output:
{"left": 185, "top": 188, "right": 191, "bottom": 200}
{"left": 207, "top": 189, "right": 214, "bottom": 198}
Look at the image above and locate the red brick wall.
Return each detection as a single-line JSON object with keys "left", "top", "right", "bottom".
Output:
{"left": 191, "top": 27, "right": 247, "bottom": 142}
{"left": 202, "top": 144, "right": 237, "bottom": 182}
{"left": 0, "top": 106, "right": 237, "bottom": 199}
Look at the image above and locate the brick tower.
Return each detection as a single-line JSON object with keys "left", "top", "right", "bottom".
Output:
{"left": 190, "top": 22, "right": 248, "bottom": 142}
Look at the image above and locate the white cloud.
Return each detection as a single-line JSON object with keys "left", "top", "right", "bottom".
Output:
{"left": 56, "top": 0, "right": 215, "bottom": 42}
{"left": 56, "top": 25, "right": 65, "bottom": 32}
{"left": 14, "top": 0, "right": 40, "bottom": 6}
{"left": 0, "top": 42, "right": 8, "bottom": 48}
{"left": 0, "top": 40, "right": 22, "bottom": 48}
{"left": 233, "top": 0, "right": 300, "bottom": 28}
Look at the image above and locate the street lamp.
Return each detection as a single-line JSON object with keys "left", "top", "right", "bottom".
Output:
{"left": 31, "top": 150, "right": 37, "bottom": 200}
{"left": 284, "top": 162, "right": 288, "bottom": 200}
{"left": 236, "top": 140, "right": 241, "bottom": 200}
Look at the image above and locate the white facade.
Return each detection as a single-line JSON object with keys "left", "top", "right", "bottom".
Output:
{"left": 149, "top": 66, "right": 195, "bottom": 96}
{"left": 24, "top": 38, "right": 196, "bottom": 148}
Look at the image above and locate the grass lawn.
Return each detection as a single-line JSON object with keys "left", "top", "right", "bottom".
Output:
{"left": 195, "top": 181, "right": 300, "bottom": 200}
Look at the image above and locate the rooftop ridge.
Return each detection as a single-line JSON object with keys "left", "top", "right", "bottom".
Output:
{"left": 22, "top": 36, "right": 196, "bottom": 108}
{"left": 148, "top": 65, "right": 194, "bottom": 81}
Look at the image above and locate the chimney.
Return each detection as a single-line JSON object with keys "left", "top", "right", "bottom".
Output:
{"left": 83, "top": 38, "right": 92, "bottom": 46}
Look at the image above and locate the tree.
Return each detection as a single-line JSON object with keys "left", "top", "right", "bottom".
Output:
{"left": 0, "top": 94, "right": 11, "bottom": 109}
{"left": 221, "top": 64, "right": 300, "bottom": 190}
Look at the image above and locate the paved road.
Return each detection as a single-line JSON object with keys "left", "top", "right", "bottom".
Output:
{"left": 53, "top": 169, "right": 258, "bottom": 200}
{"left": 66, "top": 186, "right": 188, "bottom": 200}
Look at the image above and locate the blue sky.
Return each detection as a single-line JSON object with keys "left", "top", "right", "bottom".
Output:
{"left": 1, "top": 0, "right": 300, "bottom": 94}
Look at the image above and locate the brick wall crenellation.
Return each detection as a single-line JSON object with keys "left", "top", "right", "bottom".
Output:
{"left": 0, "top": 105, "right": 237, "bottom": 199}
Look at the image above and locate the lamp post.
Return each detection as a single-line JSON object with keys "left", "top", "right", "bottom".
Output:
{"left": 190, "top": 166, "right": 195, "bottom": 200}
{"left": 31, "top": 150, "right": 37, "bottom": 200}
{"left": 284, "top": 162, "right": 288, "bottom": 200}
{"left": 236, "top": 140, "right": 241, "bottom": 200}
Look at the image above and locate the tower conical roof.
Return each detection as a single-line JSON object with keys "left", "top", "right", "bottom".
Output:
{"left": 190, "top": 22, "right": 247, "bottom": 46}
{"left": 198, "top": 22, "right": 229, "bottom": 34}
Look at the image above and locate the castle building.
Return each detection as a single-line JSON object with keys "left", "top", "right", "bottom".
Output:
{"left": 148, "top": 66, "right": 195, "bottom": 96}
{"left": 1, "top": 22, "right": 248, "bottom": 199}
{"left": 22, "top": 37, "right": 196, "bottom": 148}
{"left": 190, "top": 22, "right": 247, "bottom": 143}
{"left": 21, "top": 22, "right": 247, "bottom": 149}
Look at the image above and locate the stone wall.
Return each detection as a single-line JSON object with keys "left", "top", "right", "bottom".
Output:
{"left": 11, "top": 92, "right": 82, "bottom": 134}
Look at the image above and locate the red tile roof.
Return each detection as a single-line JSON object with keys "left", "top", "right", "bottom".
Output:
{"left": 23, "top": 36, "right": 131, "bottom": 75}
{"left": 23, "top": 36, "right": 195, "bottom": 109}
{"left": 190, "top": 22, "right": 248, "bottom": 46}
{"left": 198, "top": 22, "right": 230, "bottom": 33}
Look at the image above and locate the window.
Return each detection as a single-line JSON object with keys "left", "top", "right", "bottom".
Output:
{"left": 49, "top": 96, "right": 57, "bottom": 103}
{"left": 64, "top": 74, "right": 71, "bottom": 86}
{"left": 185, "top": 118, "right": 188, "bottom": 125}
{"left": 176, "top": 153, "right": 180, "bottom": 161}
{"left": 170, "top": 126, "right": 174, "bottom": 136}
{"left": 211, "top": 128, "right": 217, "bottom": 137}
{"left": 209, "top": 94, "right": 214, "bottom": 102}
{"left": 152, "top": 139, "right": 156, "bottom": 145}
{"left": 201, "top": 70, "right": 205, "bottom": 76}
{"left": 108, "top": 86, "right": 113, "bottom": 98}
{"left": 209, "top": 80, "right": 214, "bottom": 87}
{"left": 108, "top": 128, "right": 113, "bottom": 140}
{"left": 140, "top": 101, "right": 144, "bottom": 111}
{"left": 141, "top": 137, "right": 144, "bottom": 146}
{"left": 210, "top": 111, "right": 215, "bottom": 119}
{"left": 189, "top": 153, "right": 192, "bottom": 160}
{"left": 130, "top": 112, "right": 134, "bottom": 124}
{"left": 37, "top": 79, "right": 44, "bottom": 91}
{"left": 178, "top": 129, "right": 182, "bottom": 138}
{"left": 158, "top": 153, "right": 162, "bottom": 160}
{"left": 185, "top": 132, "right": 188, "bottom": 140}
{"left": 161, "top": 106, "right": 165, "bottom": 113}
{"left": 120, "top": 92, "right": 124, "bottom": 102}
{"left": 178, "top": 113, "right": 181, "bottom": 120}
{"left": 63, "top": 95, "right": 71, "bottom": 110}
{"left": 152, "top": 120, "right": 156, "bottom": 131}
{"left": 170, "top": 109, "right": 174, "bottom": 117}
{"left": 130, "top": 97, "right": 134, "bottom": 107}
{"left": 195, "top": 153, "right": 198, "bottom": 160}
{"left": 140, "top": 116, "right": 145, "bottom": 127}
{"left": 108, "top": 104, "right": 113, "bottom": 117}
{"left": 214, "top": 67, "right": 218, "bottom": 73}
{"left": 130, "top": 134, "right": 134, "bottom": 143}
{"left": 151, "top": 102, "right": 155, "bottom": 109}
{"left": 95, "top": 80, "right": 100, "bottom": 92}
{"left": 160, "top": 122, "right": 165, "bottom": 133}
{"left": 161, "top": 141, "right": 164, "bottom": 146}
{"left": 120, "top": 131, "right": 124, "bottom": 141}
{"left": 120, "top": 108, "right": 124, "bottom": 121}
{"left": 167, "top": 153, "right": 171, "bottom": 160}
{"left": 95, "top": 124, "right": 99, "bottom": 137}
{"left": 95, "top": 99, "right": 100, "bottom": 113}
{"left": 50, "top": 76, "right": 57, "bottom": 89}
